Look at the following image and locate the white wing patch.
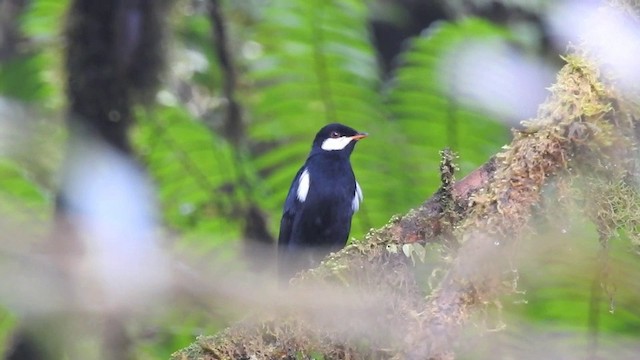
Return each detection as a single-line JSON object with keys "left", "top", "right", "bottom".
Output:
{"left": 321, "top": 136, "right": 353, "bottom": 151}
{"left": 296, "top": 169, "right": 310, "bottom": 202}
{"left": 352, "top": 181, "right": 363, "bottom": 212}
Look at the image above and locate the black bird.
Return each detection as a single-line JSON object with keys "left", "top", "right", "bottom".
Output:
{"left": 278, "top": 123, "right": 367, "bottom": 280}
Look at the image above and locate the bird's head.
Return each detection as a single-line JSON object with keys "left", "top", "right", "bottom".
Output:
{"left": 311, "top": 123, "right": 367, "bottom": 156}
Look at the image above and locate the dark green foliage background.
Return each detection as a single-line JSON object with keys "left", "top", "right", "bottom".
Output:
{"left": 1, "top": 0, "right": 638, "bottom": 358}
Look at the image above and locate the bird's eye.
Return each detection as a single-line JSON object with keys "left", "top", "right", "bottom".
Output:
{"left": 330, "top": 131, "right": 340, "bottom": 138}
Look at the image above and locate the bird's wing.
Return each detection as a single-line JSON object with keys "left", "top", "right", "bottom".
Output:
{"left": 352, "top": 180, "right": 363, "bottom": 212}
{"left": 278, "top": 166, "right": 307, "bottom": 248}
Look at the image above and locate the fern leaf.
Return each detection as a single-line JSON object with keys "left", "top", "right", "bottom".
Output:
{"left": 388, "top": 18, "right": 511, "bottom": 194}
{"left": 0, "top": 160, "right": 49, "bottom": 220}
{"left": 133, "top": 105, "right": 241, "bottom": 237}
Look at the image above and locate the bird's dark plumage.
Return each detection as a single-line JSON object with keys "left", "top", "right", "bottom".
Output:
{"left": 278, "top": 123, "right": 366, "bottom": 280}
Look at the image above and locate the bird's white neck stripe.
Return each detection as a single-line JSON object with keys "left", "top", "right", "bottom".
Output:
{"left": 321, "top": 136, "right": 353, "bottom": 151}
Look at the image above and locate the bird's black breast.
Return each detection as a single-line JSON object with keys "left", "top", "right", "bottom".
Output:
{"left": 291, "top": 155, "right": 355, "bottom": 246}
{"left": 278, "top": 154, "right": 357, "bottom": 278}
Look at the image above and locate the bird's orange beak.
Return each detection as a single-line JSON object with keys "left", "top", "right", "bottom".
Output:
{"left": 351, "top": 133, "right": 368, "bottom": 141}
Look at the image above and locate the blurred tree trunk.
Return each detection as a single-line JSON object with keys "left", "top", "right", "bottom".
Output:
{"left": 7, "top": 1, "right": 169, "bottom": 359}
{"left": 207, "top": 0, "right": 275, "bottom": 271}
{"left": 0, "top": 0, "right": 28, "bottom": 61}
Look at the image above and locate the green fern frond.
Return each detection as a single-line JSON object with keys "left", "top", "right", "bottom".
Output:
{"left": 388, "top": 18, "right": 511, "bottom": 190}
{"left": 20, "top": 0, "right": 69, "bottom": 39}
{"left": 7, "top": 0, "right": 70, "bottom": 107}
{"left": 0, "top": 160, "right": 49, "bottom": 220}
{"left": 133, "top": 105, "right": 241, "bottom": 236}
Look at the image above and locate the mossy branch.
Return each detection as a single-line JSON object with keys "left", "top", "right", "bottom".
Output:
{"left": 172, "top": 37, "right": 640, "bottom": 360}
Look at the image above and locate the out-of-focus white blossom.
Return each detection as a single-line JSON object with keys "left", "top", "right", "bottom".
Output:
{"left": 61, "top": 137, "right": 170, "bottom": 312}
{"left": 547, "top": 0, "right": 640, "bottom": 92}
{"left": 440, "top": 39, "right": 555, "bottom": 123}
